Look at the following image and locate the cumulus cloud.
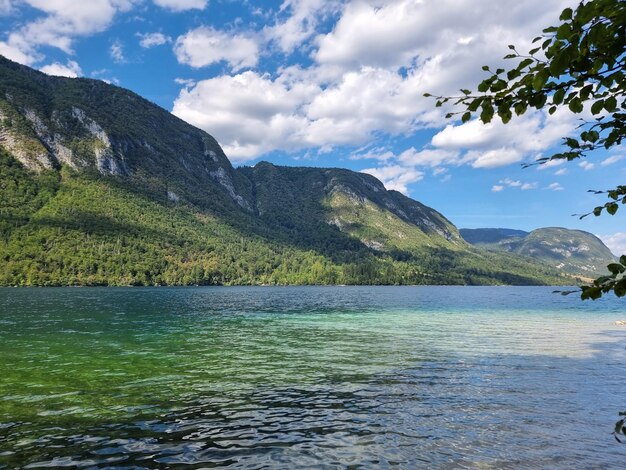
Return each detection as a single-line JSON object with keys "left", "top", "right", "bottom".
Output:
{"left": 39, "top": 59, "right": 82, "bottom": 77}
{"left": 360, "top": 165, "right": 424, "bottom": 194}
{"left": 172, "top": 67, "right": 425, "bottom": 160}
{"left": 579, "top": 161, "right": 595, "bottom": 171}
{"left": 600, "top": 233, "right": 626, "bottom": 257}
{"left": 554, "top": 168, "right": 567, "bottom": 175}
{"left": 152, "top": 0, "right": 207, "bottom": 11}
{"left": 265, "top": 0, "right": 341, "bottom": 53}
{"left": 170, "top": 0, "right": 578, "bottom": 162}
{"left": 172, "top": 71, "right": 316, "bottom": 160}
{"left": 430, "top": 108, "right": 578, "bottom": 168}
{"left": 137, "top": 32, "right": 171, "bottom": 48}
{"left": 0, "top": 0, "right": 137, "bottom": 65}
{"left": 492, "top": 185, "right": 504, "bottom": 192}
{"left": 547, "top": 182, "right": 564, "bottom": 191}
{"left": 174, "top": 26, "right": 259, "bottom": 71}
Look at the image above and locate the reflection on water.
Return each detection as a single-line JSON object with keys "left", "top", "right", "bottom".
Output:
{"left": 0, "top": 286, "right": 625, "bottom": 468}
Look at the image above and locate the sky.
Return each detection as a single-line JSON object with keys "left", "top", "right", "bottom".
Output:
{"left": 0, "top": 0, "right": 625, "bottom": 255}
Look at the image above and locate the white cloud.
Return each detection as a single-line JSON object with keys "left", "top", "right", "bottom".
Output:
{"left": 601, "top": 154, "right": 624, "bottom": 166}
{"left": 174, "top": 26, "right": 258, "bottom": 71}
{"left": 469, "top": 148, "right": 523, "bottom": 169}
{"left": 536, "top": 158, "right": 565, "bottom": 170}
{"left": 398, "top": 148, "right": 461, "bottom": 167}
{"left": 265, "top": 0, "right": 341, "bottom": 53}
{"left": 599, "top": 233, "right": 626, "bottom": 257}
{"left": 495, "top": 178, "right": 537, "bottom": 191}
{"left": 360, "top": 165, "right": 424, "bottom": 194}
{"left": 0, "top": 40, "right": 39, "bottom": 64}
{"left": 349, "top": 147, "right": 395, "bottom": 162}
{"left": 172, "top": 71, "right": 316, "bottom": 160}
{"left": 554, "top": 168, "right": 567, "bottom": 176}
{"left": 137, "top": 32, "right": 171, "bottom": 48}
{"left": 174, "top": 77, "right": 195, "bottom": 87}
{"left": 0, "top": 0, "right": 137, "bottom": 65}
{"left": 305, "top": 67, "right": 424, "bottom": 144}
{"left": 109, "top": 40, "right": 125, "bottom": 63}
{"left": 579, "top": 161, "right": 595, "bottom": 171}
{"left": 547, "top": 182, "right": 564, "bottom": 191}
{"left": 152, "top": 0, "right": 207, "bottom": 11}
{"left": 431, "top": 107, "right": 578, "bottom": 168}
{"left": 501, "top": 178, "right": 522, "bottom": 187}
{"left": 39, "top": 59, "right": 82, "bottom": 77}
{"left": 169, "top": 0, "right": 579, "bottom": 165}
{"left": 314, "top": 0, "right": 573, "bottom": 75}
{"left": 0, "top": 0, "right": 13, "bottom": 15}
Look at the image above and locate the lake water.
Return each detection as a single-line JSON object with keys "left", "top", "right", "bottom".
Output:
{"left": 1, "top": 286, "right": 625, "bottom": 468}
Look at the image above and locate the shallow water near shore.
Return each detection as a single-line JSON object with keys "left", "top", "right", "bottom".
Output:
{"left": 1, "top": 286, "right": 625, "bottom": 468}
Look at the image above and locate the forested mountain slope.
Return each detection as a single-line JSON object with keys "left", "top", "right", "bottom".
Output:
{"left": 0, "top": 55, "right": 569, "bottom": 286}
{"left": 461, "top": 227, "right": 615, "bottom": 277}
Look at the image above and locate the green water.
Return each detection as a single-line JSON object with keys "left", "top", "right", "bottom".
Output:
{"left": 1, "top": 286, "right": 625, "bottom": 468}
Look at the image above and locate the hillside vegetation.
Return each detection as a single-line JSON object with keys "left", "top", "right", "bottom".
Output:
{"left": 0, "top": 55, "right": 571, "bottom": 286}
{"left": 461, "top": 227, "right": 615, "bottom": 277}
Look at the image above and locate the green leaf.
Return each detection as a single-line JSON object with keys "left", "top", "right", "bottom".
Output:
{"left": 549, "top": 49, "right": 570, "bottom": 76}
{"left": 559, "top": 7, "right": 573, "bottom": 20}
{"left": 467, "top": 98, "right": 483, "bottom": 112}
{"left": 607, "top": 202, "right": 619, "bottom": 215}
{"left": 553, "top": 88, "right": 565, "bottom": 105}
{"left": 556, "top": 23, "right": 571, "bottom": 40}
{"left": 532, "top": 69, "right": 550, "bottom": 91}
{"left": 607, "top": 263, "right": 626, "bottom": 275}
{"left": 514, "top": 102, "right": 527, "bottom": 116}
{"left": 461, "top": 112, "right": 471, "bottom": 123}
{"left": 480, "top": 103, "right": 494, "bottom": 123}
{"left": 605, "top": 96, "right": 617, "bottom": 112}
{"left": 591, "top": 99, "right": 605, "bottom": 115}
{"left": 491, "top": 79, "right": 507, "bottom": 92}
{"left": 518, "top": 58, "right": 534, "bottom": 70}
{"left": 568, "top": 97, "right": 583, "bottom": 113}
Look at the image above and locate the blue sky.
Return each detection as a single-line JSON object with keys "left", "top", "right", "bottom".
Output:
{"left": 1, "top": 0, "right": 625, "bottom": 254}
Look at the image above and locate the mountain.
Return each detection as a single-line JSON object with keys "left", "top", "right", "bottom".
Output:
{"left": 0, "top": 55, "right": 568, "bottom": 286}
{"left": 460, "top": 227, "right": 615, "bottom": 277}
{"left": 460, "top": 228, "right": 529, "bottom": 245}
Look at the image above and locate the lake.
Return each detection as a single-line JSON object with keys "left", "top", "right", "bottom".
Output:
{"left": 1, "top": 286, "right": 625, "bottom": 468}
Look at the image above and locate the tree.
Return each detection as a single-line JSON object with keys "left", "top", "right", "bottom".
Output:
{"left": 427, "top": 0, "right": 626, "bottom": 300}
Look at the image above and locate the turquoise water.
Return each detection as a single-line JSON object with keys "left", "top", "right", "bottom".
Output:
{"left": 1, "top": 286, "right": 625, "bottom": 468}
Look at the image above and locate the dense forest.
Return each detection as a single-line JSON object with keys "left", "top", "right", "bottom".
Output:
{"left": 0, "top": 55, "right": 572, "bottom": 287}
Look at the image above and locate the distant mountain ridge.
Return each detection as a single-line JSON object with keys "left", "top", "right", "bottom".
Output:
{"left": 460, "top": 227, "right": 615, "bottom": 277}
{"left": 0, "top": 55, "right": 571, "bottom": 286}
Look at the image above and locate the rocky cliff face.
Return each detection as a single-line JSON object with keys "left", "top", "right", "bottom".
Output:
{"left": 0, "top": 55, "right": 253, "bottom": 213}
